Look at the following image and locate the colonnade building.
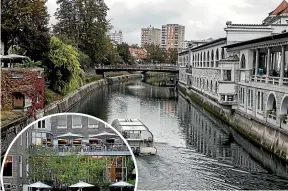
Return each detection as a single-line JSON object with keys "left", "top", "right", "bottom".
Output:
{"left": 178, "top": 1, "right": 288, "bottom": 131}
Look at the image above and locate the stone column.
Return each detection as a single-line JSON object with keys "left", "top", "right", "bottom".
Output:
{"left": 254, "top": 49, "right": 260, "bottom": 81}
{"left": 266, "top": 47, "right": 271, "bottom": 84}
{"left": 280, "top": 45, "right": 285, "bottom": 85}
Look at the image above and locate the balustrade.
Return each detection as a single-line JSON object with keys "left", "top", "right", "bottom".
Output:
{"left": 29, "top": 144, "right": 129, "bottom": 154}
{"left": 250, "top": 75, "right": 288, "bottom": 86}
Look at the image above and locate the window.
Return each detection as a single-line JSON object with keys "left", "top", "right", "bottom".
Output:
{"left": 88, "top": 118, "right": 99, "bottom": 129}
{"left": 239, "top": 87, "right": 245, "bottom": 105}
{"left": 37, "top": 120, "right": 45, "bottom": 128}
{"left": 248, "top": 89, "right": 254, "bottom": 108}
{"left": 257, "top": 91, "right": 264, "bottom": 111}
{"left": 4, "top": 184, "right": 11, "bottom": 191}
{"left": 72, "top": 115, "right": 82, "bottom": 128}
{"left": 32, "top": 132, "right": 52, "bottom": 146}
{"left": 57, "top": 115, "right": 67, "bottom": 128}
{"left": 223, "top": 70, "right": 232, "bottom": 81}
{"left": 3, "top": 156, "right": 13, "bottom": 177}
{"left": 19, "top": 155, "right": 22, "bottom": 178}
{"left": 240, "top": 54, "right": 246, "bottom": 69}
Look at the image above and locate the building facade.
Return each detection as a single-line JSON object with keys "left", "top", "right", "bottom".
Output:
{"left": 141, "top": 26, "right": 161, "bottom": 47}
{"left": 2, "top": 115, "right": 133, "bottom": 191}
{"left": 1, "top": 66, "right": 45, "bottom": 117}
{"left": 178, "top": 1, "right": 288, "bottom": 136}
{"left": 161, "top": 24, "right": 185, "bottom": 51}
{"left": 107, "top": 30, "right": 123, "bottom": 45}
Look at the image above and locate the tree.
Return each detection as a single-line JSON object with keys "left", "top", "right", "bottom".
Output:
{"left": 27, "top": 148, "right": 107, "bottom": 188}
{"left": 53, "top": 0, "right": 111, "bottom": 65}
{"left": 46, "top": 36, "right": 84, "bottom": 95}
{"left": 167, "top": 48, "right": 178, "bottom": 64}
{"left": 145, "top": 44, "right": 165, "bottom": 63}
{"left": 117, "top": 43, "right": 131, "bottom": 64}
{"left": 1, "top": 0, "right": 50, "bottom": 60}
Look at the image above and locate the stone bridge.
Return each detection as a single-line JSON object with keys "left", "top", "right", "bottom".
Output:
{"left": 95, "top": 64, "right": 179, "bottom": 77}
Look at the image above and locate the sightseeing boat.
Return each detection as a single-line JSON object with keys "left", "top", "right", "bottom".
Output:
{"left": 111, "top": 119, "right": 157, "bottom": 155}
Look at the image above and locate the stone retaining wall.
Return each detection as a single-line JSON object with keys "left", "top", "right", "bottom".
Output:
{"left": 178, "top": 82, "right": 288, "bottom": 162}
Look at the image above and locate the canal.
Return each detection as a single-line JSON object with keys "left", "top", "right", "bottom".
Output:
{"left": 70, "top": 77, "right": 288, "bottom": 190}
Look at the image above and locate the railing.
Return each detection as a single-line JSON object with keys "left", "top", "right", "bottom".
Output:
{"left": 95, "top": 64, "right": 178, "bottom": 70}
{"left": 29, "top": 144, "right": 129, "bottom": 153}
{"left": 250, "top": 75, "right": 288, "bottom": 86}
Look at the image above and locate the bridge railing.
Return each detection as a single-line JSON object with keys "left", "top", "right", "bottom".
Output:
{"left": 95, "top": 64, "right": 178, "bottom": 70}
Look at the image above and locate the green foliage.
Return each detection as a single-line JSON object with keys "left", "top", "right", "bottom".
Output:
{"left": 117, "top": 43, "right": 132, "bottom": 64}
{"left": 27, "top": 148, "right": 107, "bottom": 188}
{"left": 127, "top": 179, "right": 136, "bottom": 185}
{"left": 47, "top": 36, "right": 84, "bottom": 95}
{"left": 53, "top": 0, "right": 111, "bottom": 66}
{"left": 167, "top": 48, "right": 178, "bottom": 64}
{"left": 78, "top": 50, "right": 92, "bottom": 69}
{"left": 144, "top": 44, "right": 166, "bottom": 63}
{"left": 126, "top": 157, "right": 136, "bottom": 180}
{"left": 1, "top": 0, "right": 50, "bottom": 60}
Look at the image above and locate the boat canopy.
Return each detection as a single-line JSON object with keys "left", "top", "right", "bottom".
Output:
{"left": 121, "top": 125, "right": 148, "bottom": 131}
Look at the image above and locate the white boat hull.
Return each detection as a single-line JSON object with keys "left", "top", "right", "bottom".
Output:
{"left": 140, "top": 147, "right": 157, "bottom": 155}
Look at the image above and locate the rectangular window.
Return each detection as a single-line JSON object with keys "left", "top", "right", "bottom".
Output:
{"left": 3, "top": 156, "right": 13, "bottom": 177}
{"left": 20, "top": 134, "right": 23, "bottom": 146}
{"left": 57, "top": 115, "right": 67, "bottom": 128}
{"left": 223, "top": 70, "right": 232, "bottom": 81}
{"left": 42, "top": 120, "right": 45, "bottom": 128}
{"left": 257, "top": 91, "right": 264, "bottom": 111}
{"left": 72, "top": 115, "right": 82, "bottom": 128}
{"left": 19, "top": 155, "right": 22, "bottom": 178}
{"left": 88, "top": 118, "right": 99, "bottom": 129}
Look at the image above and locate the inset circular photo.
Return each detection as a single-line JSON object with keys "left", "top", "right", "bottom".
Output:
{"left": 1, "top": 113, "right": 137, "bottom": 191}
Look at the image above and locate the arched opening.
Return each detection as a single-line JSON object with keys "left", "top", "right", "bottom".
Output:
{"left": 13, "top": 92, "right": 25, "bottom": 109}
{"left": 203, "top": 52, "right": 206, "bottom": 67}
{"left": 207, "top": 79, "right": 209, "bottom": 90}
{"left": 240, "top": 54, "right": 246, "bottom": 69}
{"left": 215, "top": 82, "right": 218, "bottom": 93}
{"left": 207, "top": 51, "right": 210, "bottom": 67}
{"left": 221, "top": 48, "right": 225, "bottom": 59}
{"left": 211, "top": 50, "right": 214, "bottom": 67}
{"left": 281, "top": 96, "right": 288, "bottom": 115}
{"left": 211, "top": 81, "right": 213, "bottom": 92}
{"left": 266, "top": 93, "right": 277, "bottom": 114}
{"left": 216, "top": 49, "right": 219, "bottom": 67}
{"left": 200, "top": 52, "right": 203, "bottom": 67}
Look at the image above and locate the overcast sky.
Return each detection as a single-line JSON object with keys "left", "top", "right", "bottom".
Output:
{"left": 46, "top": 0, "right": 282, "bottom": 45}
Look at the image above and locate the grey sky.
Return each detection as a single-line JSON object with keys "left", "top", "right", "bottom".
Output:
{"left": 47, "top": 0, "right": 282, "bottom": 45}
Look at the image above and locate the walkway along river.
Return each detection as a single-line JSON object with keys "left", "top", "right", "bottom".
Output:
{"left": 70, "top": 77, "right": 288, "bottom": 190}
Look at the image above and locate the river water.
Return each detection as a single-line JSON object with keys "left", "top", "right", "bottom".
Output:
{"left": 70, "top": 77, "right": 288, "bottom": 190}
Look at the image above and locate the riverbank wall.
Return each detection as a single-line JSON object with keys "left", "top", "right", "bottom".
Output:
{"left": 41, "top": 74, "right": 143, "bottom": 117}
{"left": 178, "top": 82, "right": 288, "bottom": 162}
{"left": 1, "top": 74, "right": 143, "bottom": 155}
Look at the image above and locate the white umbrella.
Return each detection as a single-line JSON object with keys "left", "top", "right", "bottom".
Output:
{"left": 69, "top": 181, "right": 94, "bottom": 188}
{"left": 110, "top": 181, "right": 134, "bottom": 191}
{"left": 57, "top": 132, "right": 83, "bottom": 139}
{"left": 69, "top": 181, "right": 94, "bottom": 191}
{"left": 28, "top": 181, "right": 52, "bottom": 188}
{"left": 89, "top": 132, "right": 119, "bottom": 140}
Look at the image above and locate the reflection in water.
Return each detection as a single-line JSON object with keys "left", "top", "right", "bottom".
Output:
{"left": 71, "top": 78, "right": 288, "bottom": 190}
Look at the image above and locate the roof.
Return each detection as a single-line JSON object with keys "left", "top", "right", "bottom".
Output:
{"left": 191, "top": 37, "right": 227, "bottom": 51}
{"left": 129, "top": 47, "right": 147, "bottom": 59}
{"left": 270, "top": 0, "right": 288, "bottom": 15}
{"left": 224, "top": 32, "right": 288, "bottom": 49}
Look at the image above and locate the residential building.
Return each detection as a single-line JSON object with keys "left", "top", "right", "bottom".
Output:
{"left": 129, "top": 47, "right": 148, "bottom": 63}
{"left": 107, "top": 30, "right": 123, "bottom": 45}
{"left": 141, "top": 26, "right": 161, "bottom": 47}
{"left": 2, "top": 115, "right": 134, "bottom": 191}
{"left": 161, "top": 24, "right": 185, "bottom": 51}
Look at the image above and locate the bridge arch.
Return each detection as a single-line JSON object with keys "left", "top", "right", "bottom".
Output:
{"left": 266, "top": 92, "right": 277, "bottom": 112}
{"left": 280, "top": 95, "right": 288, "bottom": 115}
